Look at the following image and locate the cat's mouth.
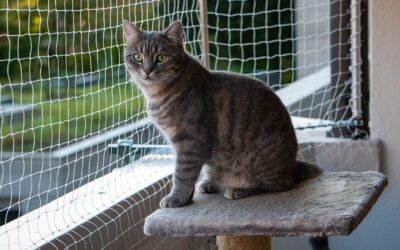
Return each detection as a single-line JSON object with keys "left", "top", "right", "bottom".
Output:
{"left": 141, "top": 75, "right": 157, "bottom": 83}
{"left": 135, "top": 73, "right": 160, "bottom": 84}
{"left": 143, "top": 76, "right": 154, "bottom": 82}
{"left": 143, "top": 73, "right": 161, "bottom": 82}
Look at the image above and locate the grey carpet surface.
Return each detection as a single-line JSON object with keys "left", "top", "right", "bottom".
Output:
{"left": 144, "top": 172, "right": 387, "bottom": 237}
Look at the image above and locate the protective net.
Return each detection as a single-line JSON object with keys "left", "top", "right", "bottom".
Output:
{"left": 0, "top": 0, "right": 364, "bottom": 249}
{"left": 207, "top": 0, "right": 363, "bottom": 136}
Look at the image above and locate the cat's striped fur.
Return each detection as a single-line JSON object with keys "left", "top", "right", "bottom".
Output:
{"left": 123, "top": 21, "right": 321, "bottom": 209}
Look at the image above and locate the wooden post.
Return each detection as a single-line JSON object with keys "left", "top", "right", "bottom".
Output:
{"left": 199, "top": 0, "right": 210, "bottom": 68}
{"left": 216, "top": 236, "right": 271, "bottom": 250}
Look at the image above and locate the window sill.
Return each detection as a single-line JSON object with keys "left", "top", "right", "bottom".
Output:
{"left": 0, "top": 155, "right": 175, "bottom": 249}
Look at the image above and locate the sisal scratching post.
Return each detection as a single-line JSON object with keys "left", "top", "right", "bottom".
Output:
{"left": 216, "top": 236, "right": 271, "bottom": 250}
{"left": 144, "top": 172, "right": 387, "bottom": 250}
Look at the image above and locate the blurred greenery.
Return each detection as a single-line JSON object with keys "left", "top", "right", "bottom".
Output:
{"left": 0, "top": 0, "right": 293, "bottom": 152}
{"left": 0, "top": 0, "right": 129, "bottom": 84}
{"left": 207, "top": 0, "right": 294, "bottom": 84}
{"left": 0, "top": 83, "right": 144, "bottom": 152}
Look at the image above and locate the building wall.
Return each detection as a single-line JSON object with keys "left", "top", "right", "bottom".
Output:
{"left": 274, "top": 0, "right": 400, "bottom": 249}
{"left": 334, "top": 0, "right": 400, "bottom": 249}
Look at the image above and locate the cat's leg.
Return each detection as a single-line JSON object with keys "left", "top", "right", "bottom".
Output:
{"left": 223, "top": 187, "right": 261, "bottom": 200}
{"left": 198, "top": 179, "right": 219, "bottom": 193}
{"left": 197, "top": 164, "right": 220, "bottom": 193}
{"left": 222, "top": 179, "right": 293, "bottom": 199}
{"left": 219, "top": 168, "right": 261, "bottom": 199}
{"left": 221, "top": 164, "right": 294, "bottom": 200}
{"left": 160, "top": 152, "right": 206, "bottom": 208}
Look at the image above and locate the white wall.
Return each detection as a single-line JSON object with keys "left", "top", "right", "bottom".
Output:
{"left": 274, "top": 1, "right": 400, "bottom": 249}
{"left": 336, "top": 0, "right": 400, "bottom": 249}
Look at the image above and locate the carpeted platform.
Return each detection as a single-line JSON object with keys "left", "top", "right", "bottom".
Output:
{"left": 144, "top": 172, "right": 387, "bottom": 237}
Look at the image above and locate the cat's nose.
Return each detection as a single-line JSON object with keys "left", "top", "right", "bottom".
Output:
{"left": 144, "top": 68, "right": 152, "bottom": 76}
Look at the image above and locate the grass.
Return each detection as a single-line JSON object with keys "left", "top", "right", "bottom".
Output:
{"left": 0, "top": 82, "right": 145, "bottom": 152}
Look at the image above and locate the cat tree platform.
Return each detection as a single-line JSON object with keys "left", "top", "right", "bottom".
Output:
{"left": 144, "top": 172, "right": 387, "bottom": 249}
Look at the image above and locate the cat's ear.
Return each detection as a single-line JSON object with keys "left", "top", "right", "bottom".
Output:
{"left": 123, "top": 20, "right": 142, "bottom": 41}
{"left": 163, "top": 21, "right": 184, "bottom": 45}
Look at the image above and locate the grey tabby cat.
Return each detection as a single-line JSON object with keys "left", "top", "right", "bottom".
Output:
{"left": 123, "top": 20, "right": 322, "bottom": 208}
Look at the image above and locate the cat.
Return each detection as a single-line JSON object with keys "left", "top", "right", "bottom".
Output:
{"left": 122, "top": 20, "right": 322, "bottom": 208}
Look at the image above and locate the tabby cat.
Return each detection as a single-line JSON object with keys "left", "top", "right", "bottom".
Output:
{"left": 123, "top": 20, "right": 321, "bottom": 209}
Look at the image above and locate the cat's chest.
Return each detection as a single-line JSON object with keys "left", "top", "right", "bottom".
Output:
{"left": 146, "top": 101, "right": 180, "bottom": 137}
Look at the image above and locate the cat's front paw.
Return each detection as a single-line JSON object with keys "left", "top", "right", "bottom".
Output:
{"left": 160, "top": 194, "right": 190, "bottom": 208}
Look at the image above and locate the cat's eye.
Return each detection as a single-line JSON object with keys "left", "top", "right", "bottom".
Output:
{"left": 131, "top": 53, "right": 143, "bottom": 63}
{"left": 155, "top": 54, "right": 168, "bottom": 64}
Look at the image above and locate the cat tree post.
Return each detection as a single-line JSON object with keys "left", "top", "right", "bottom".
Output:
{"left": 144, "top": 172, "right": 387, "bottom": 250}
{"left": 216, "top": 236, "right": 271, "bottom": 250}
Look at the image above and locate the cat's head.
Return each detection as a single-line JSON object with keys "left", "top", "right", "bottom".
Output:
{"left": 123, "top": 20, "right": 185, "bottom": 87}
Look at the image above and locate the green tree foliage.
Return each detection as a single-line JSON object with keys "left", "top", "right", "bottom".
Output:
{"left": 0, "top": 0, "right": 130, "bottom": 84}
{"left": 0, "top": 0, "right": 293, "bottom": 85}
{"left": 207, "top": 0, "right": 294, "bottom": 84}
{"left": 0, "top": 0, "right": 293, "bottom": 151}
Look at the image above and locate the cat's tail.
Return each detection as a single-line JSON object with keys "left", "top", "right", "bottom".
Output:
{"left": 293, "top": 160, "right": 323, "bottom": 182}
